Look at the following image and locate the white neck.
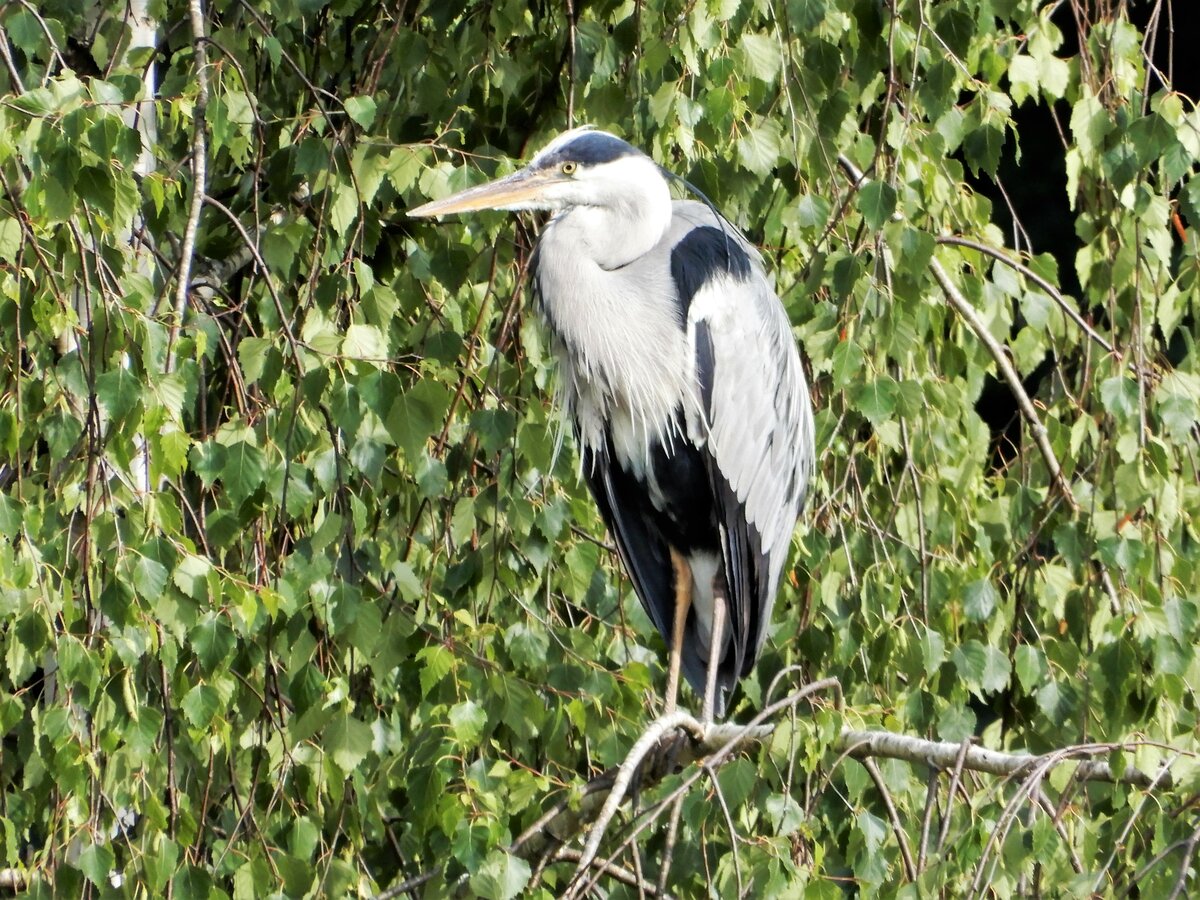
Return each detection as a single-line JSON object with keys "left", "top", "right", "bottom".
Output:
{"left": 548, "top": 157, "right": 673, "bottom": 269}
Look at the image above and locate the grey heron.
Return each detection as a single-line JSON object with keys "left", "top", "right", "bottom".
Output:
{"left": 409, "top": 128, "right": 814, "bottom": 720}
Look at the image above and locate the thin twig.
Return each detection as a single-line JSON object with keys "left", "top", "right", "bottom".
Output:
{"left": 917, "top": 763, "right": 940, "bottom": 872}
{"left": 1031, "top": 785, "right": 1084, "bottom": 874}
{"left": 372, "top": 869, "right": 438, "bottom": 900}
{"left": 1167, "top": 822, "right": 1200, "bottom": 900}
{"left": 929, "top": 259, "right": 1076, "bottom": 507}
{"left": 656, "top": 795, "right": 684, "bottom": 895}
{"left": 0, "top": 24, "right": 25, "bottom": 93}
{"left": 863, "top": 757, "right": 917, "bottom": 882}
{"left": 836, "top": 152, "right": 1124, "bottom": 614}
{"left": 706, "top": 761, "right": 746, "bottom": 896}
{"left": 564, "top": 0, "right": 577, "bottom": 126}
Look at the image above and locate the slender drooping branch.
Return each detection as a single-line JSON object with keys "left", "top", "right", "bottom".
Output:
{"left": 928, "top": 259, "right": 1077, "bottom": 508}
{"left": 933, "top": 234, "right": 1117, "bottom": 358}
{"left": 835, "top": 154, "right": 1124, "bottom": 615}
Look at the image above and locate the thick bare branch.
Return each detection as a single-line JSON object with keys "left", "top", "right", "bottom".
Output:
{"left": 838, "top": 730, "right": 1172, "bottom": 790}
{"left": 170, "top": 0, "right": 211, "bottom": 372}
{"left": 0, "top": 869, "right": 27, "bottom": 892}
{"left": 385, "top": 694, "right": 1185, "bottom": 900}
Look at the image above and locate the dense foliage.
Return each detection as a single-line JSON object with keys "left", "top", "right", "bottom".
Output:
{"left": 0, "top": 0, "right": 1198, "bottom": 895}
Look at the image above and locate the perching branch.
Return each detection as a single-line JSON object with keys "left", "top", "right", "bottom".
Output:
{"left": 381, "top": 674, "right": 1186, "bottom": 900}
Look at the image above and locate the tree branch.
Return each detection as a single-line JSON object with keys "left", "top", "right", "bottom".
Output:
{"left": 380, "top": 675, "right": 1181, "bottom": 900}
{"left": 836, "top": 153, "right": 1124, "bottom": 616}
{"left": 928, "top": 257, "right": 1076, "bottom": 506}
{"left": 838, "top": 730, "right": 1172, "bottom": 790}
{"left": 933, "top": 234, "right": 1118, "bottom": 359}
{"left": 170, "top": 0, "right": 211, "bottom": 373}
{"left": 0, "top": 868, "right": 27, "bottom": 892}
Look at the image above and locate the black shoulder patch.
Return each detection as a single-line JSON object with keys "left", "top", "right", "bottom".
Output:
{"left": 540, "top": 132, "right": 636, "bottom": 168}
{"left": 694, "top": 319, "right": 716, "bottom": 415}
{"left": 670, "top": 225, "right": 753, "bottom": 315}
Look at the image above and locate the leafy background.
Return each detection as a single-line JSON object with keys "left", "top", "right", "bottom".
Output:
{"left": 0, "top": 0, "right": 1198, "bottom": 896}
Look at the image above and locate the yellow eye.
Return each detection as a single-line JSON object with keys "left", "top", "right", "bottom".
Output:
{"left": 561, "top": 161, "right": 578, "bottom": 175}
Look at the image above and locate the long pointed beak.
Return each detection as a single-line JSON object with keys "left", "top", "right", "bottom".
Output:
{"left": 408, "top": 167, "right": 555, "bottom": 218}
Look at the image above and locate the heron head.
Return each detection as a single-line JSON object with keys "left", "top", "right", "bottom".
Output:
{"left": 408, "top": 127, "right": 668, "bottom": 218}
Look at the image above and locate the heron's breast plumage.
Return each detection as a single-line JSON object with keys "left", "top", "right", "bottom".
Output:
{"left": 533, "top": 215, "right": 701, "bottom": 467}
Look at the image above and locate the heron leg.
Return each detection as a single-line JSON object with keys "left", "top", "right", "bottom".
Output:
{"left": 664, "top": 548, "right": 692, "bottom": 716}
{"left": 701, "top": 584, "right": 727, "bottom": 723}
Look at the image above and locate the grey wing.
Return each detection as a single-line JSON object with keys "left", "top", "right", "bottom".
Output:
{"left": 686, "top": 269, "right": 814, "bottom": 672}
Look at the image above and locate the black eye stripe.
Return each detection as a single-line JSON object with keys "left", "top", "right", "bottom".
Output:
{"left": 539, "top": 132, "right": 637, "bottom": 169}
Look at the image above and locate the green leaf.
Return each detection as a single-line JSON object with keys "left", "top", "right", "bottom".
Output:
{"left": 857, "top": 181, "right": 897, "bottom": 230}
{"left": 392, "top": 561, "right": 424, "bottom": 601}
{"left": 793, "top": 193, "right": 831, "bottom": 229}
{"left": 449, "top": 699, "right": 487, "bottom": 745}
{"left": 855, "top": 810, "right": 887, "bottom": 854}
{"left": 953, "top": 640, "right": 987, "bottom": 686}
{"left": 981, "top": 645, "right": 1011, "bottom": 693}
{"left": 964, "top": 123, "right": 1004, "bottom": 176}
{"left": 1100, "top": 376, "right": 1139, "bottom": 421}
{"left": 765, "top": 793, "right": 804, "bottom": 836}
{"left": 76, "top": 842, "right": 115, "bottom": 888}
{"left": 1014, "top": 645, "right": 1047, "bottom": 692}
{"left": 386, "top": 380, "right": 452, "bottom": 459}
{"left": 717, "top": 757, "right": 757, "bottom": 810}
{"left": 222, "top": 441, "right": 268, "bottom": 504}
{"left": 830, "top": 339, "right": 864, "bottom": 389}
{"left": 853, "top": 377, "right": 898, "bottom": 427}
{"left": 329, "top": 181, "right": 359, "bottom": 234}
{"left": 325, "top": 712, "right": 373, "bottom": 773}
{"left": 191, "top": 612, "right": 236, "bottom": 673}
{"left": 737, "top": 119, "right": 782, "bottom": 176}
{"left": 963, "top": 578, "right": 999, "bottom": 622}
{"left": 921, "top": 629, "right": 946, "bottom": 675}
{"left": 96, "top": 368, "right": 142, "bottom": 424}
{"left": 469, "top": 850, "right": 531, "bottom": 900}
{"left": 418, "top": 645, "right": 455, "bottom": 697}
{"left": 505, "top": 623, "right": 548, "bottom": 669}
{"left": 344, "top": 95, "right": 377, "bottom": 128}
{"left": 1008, "top": 55, "right": 1039, "bottom": 105}
{"left": 739, "top": 32, "right": 781, "bottom": 83}
{"left": 182, "top": 684, "right": 221, "bottom": 729}
{"left": 343, "top": 324, "right": 389, "bottom": 362}
{"left": 238, "top": 337, "right": 273, "bottom": 384}
{"left": 131, "top": 554, "right": 170, "bottom": 601}
{"left": 0, "top": 219, "right": 22, "bottom": 263}
{"left": 937, "top": 704, "right": 976, "bottom": 742}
